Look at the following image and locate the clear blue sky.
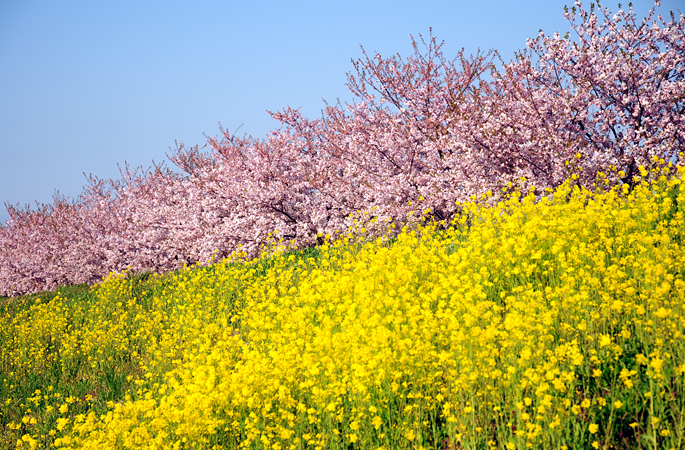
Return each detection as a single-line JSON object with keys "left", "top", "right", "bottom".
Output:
{"left": 1, "top": 0, "right": 680, "bottom": 225}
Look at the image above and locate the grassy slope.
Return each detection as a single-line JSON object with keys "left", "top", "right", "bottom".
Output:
{"left": 2, "top": 169, "right": 685, "bottom": 449}
{"left": 1, "top": 248, "right": 324, "bottom": 449}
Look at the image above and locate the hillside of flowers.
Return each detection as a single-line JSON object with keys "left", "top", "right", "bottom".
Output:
{"left": 2, "top": 166, "right": 684, "bottom": 449}
{"left": 1, "top": 0, "right": 684, "bottom": 296}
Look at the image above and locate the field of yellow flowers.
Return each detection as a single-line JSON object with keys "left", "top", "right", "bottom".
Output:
{"left": 2, "top": 165, "right": 685, "bottom": 449}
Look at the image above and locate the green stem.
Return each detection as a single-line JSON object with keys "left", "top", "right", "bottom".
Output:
{"left": 649, "top": 379, "right": 656, "bottom": 450}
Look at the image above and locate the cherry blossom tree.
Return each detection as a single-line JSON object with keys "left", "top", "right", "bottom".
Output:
{"left": 1, "top": 0, "right": 682, "bottom": 296}
{"left": 470, "top": 0, "right": 685, "bottom": 192}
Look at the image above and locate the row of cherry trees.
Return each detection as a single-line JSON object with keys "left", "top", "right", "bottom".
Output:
{"left": 2, "top": 0, "right": 683, "bottom": 296}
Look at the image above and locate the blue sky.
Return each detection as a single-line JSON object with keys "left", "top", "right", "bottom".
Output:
{"left": 1, "top": 0, "right": 680, "bottom": 225}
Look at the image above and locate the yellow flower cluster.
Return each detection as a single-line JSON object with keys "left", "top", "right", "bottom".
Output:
{"left": 3, "top": 165, "right": 685, "bottom": 449}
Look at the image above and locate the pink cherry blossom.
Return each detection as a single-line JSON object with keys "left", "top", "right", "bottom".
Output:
{"left": 1, "top": 1, "right": 682, "bottom": 296}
